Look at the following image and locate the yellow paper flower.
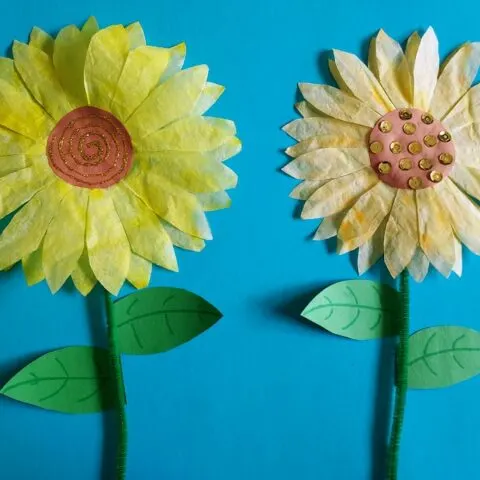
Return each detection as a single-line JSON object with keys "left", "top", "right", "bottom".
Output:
{"left": 283, "top": 27, "right": 480, "bottom": 281}
{"left": 0, "top": 17, "right": 240, "bottom": 295}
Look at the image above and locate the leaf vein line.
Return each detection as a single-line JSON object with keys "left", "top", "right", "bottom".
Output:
{"left": 117, "top": 309, "right": 219, "bottom": 328}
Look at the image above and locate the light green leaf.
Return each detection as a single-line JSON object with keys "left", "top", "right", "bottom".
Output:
{"left": 407, "top": 326, "right": 480, "bottom": 389}
{"left": 301, "top": 280, "right": 400, "bottom": 339}
{"left": 1, "top": 346, "right": 115, "bottom": 413}
{"left": 112, "top": 287, "right": 222, "bottom": 355}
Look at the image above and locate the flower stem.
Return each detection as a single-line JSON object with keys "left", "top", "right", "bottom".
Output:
{"left": 104, "top": 289, "right": 128, "bottom": 480}
{"left": 386, "top": 269, "right": 410, "bottom": 480}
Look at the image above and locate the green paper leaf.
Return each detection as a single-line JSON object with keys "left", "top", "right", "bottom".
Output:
{"left": 1, "top": 346, "right": 115, "bottom": 413}
{"left": 407, "top": 326, "right": 480, "bottom": 389}
{"left": 112, "top": 287, "right": 222, "bottom": 355}
{"left": 301, "top": 280, "right": 400, "bottom": 339}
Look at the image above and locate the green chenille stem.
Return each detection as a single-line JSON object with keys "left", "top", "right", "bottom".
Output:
{"left": 386, "top": 269, "right": 410, "bottom": 480}
{"left": 104, "top": 290, "right": 128, "bottom": 480}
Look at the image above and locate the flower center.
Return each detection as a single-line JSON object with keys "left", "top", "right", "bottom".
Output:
{"left": 47, "top": 106, "right": 133, "bottom": 188}
{"left": 368, "top": 108, "right": 455, "bottom": 190}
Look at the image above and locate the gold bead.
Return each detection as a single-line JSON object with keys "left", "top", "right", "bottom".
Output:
{"left": 418, "top": 158, "right": 433, "bottom": 170}
{"left": 377, "top": 162, "right": 392, "bottom": 174}
{"left": 423, "top": 135, "right": 437, "bottom": 147}
{"left": 379, "top": 120, "right": 392, "bottom": 133}
{"left": 399, "top": 158, "right": 413, "bottom": 171}
{"left": 390, "top": 141, "right": 402, "bottom": 154}
{"left": 421, "top": 113, "right": 434, "bottom": 124}
{"left": 399, "top": 109, "right": 412, "bottom": 120}
{"left": 429, "top": 170, "right": 443, "bottom": 183}
{"left": 408, "top": 176, "right": 423, "bottom": 190}
{"left": 439, "top": 152, "right": 454, "bottom": 165}
{"left": 407, "top": 141, "right": 422, "bottom": 155}
{"left": 403, "top": 122, "right": 416, "bottom": 135}
{"left": 438, "top": 131, "right": 452, "bottom": 142}
{"left": 369, "top": 141, "right": 383, "bottom": 154}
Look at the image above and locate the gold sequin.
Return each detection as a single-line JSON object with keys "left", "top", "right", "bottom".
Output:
{"left": 421, "top": 113, "right": 434, "bottom": 125}
{"left": 369, "top": 141, "right": 383, "bottom": 154}
{"left": 438, "top": 131, "right": 452, "bottom": 142}
{"left": 408, "top": 176, "right": 423, "bottom": 190}
{"left": 399, "top": 158, "right": 413, "bottom": 171}
{"left": 399, "top": 109, "right": 412, "bottom": 120}
{"left": 429, "top": 170, "right": 443, "bottom": 183}
{"left": 418, "top": 158, "right": 433, "bottom": 170}
{"left": 403, "top": 122, "right": 416, "bottom": 135}
{"left": 390, "top": 141, "right": 402, "bottom": 154}
{"left": 439, "top": 152, "right": 454, "bottom": 165}
{"left": 379, "top": 120, "right": 392, "bottom": 133}
{"left": 377, "top": 162, "right": 392, "bottom": 174}
{"left": 423, "top": 135, "right": 437, "bottom": 147}
{"left": 407, "top": 141, "right": 422, "bottom": 155}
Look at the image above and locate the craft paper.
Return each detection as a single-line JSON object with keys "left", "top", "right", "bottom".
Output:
{"left": 283, "top": 27, "right": 480, "bottom": 280}
{"left": 1, "top": 346, "right": 115, "bottom": 413}
{"left": 111, "top": 287, "right": 222, "bottom": 355}
{"left": 407, "top": 326, "right": 480, "bottom": 389}
{"left": 301, "top": 280, "right": 400, "bottom": 339}
{"left": 0, "top": 17, "right": 241, "bottom": 295}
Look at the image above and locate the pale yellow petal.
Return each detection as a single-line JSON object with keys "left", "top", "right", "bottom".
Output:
{"left": 443, "top": 83, "right": 480, "bottom": 130}
{"left": 384, "top": 190, "right": 418, "bottom": 278}
{"left": 191, "top": 83, "right": 225, "bottom": 116}
{"left": 374, "top": 29, "right": 412, "bottom": 107}
{"left": 357, "top": 219, "right": 386, "bottom": 275}
{"left": 159, "top": 43, "right": 186, "bottom": 82}
{"left": 126, "top": 65, "right": 208, "bottom": 140}
{"left": 71, "top": 250, "right": 97, "bottom": 296}
{"left": 405, "top": 32, "right": 421, "bottom": 73}
{"left": 86, "top": 189, "right": 130, "bottom": 294}
{"left": 407, "top": 248, "right": 429, "bottom": 282}
{"left": 338, "top": 182, "right": 395, "bottom": 253}
{"left": 295, "top": 101, "right": 320, "bottom": 118}
{"left": 302, "top": 168, "right": 378, "bottom": 218}
{"left": 450, "top": 164, "right": 480, "bottom": 201}
{"left": 283, "top": 147, "right": 369, "bottom": 181}
{"left": 209, "top": 136, "right": 242, "bottom": 162}
{"left": 13, "top": 41, "right": 72, "bottom": 121}
{"left": 430, "top": 43, "right": 480, "bottom": 119}
{"left": 452, "top": 123, "right": 480, "bottom": 168}
{"left": 196, "top": 191, "right": 231, "bottom": 211}
{"left": 43, "top": 188, "right": 88, "bottom": 293}
{"left": 126, "top": 22, "right": 146, "bottom": 49}
{"left": 412, "top": 27, "right": 439, "bottom": 110}
{"left": 84, "top": 25, "right": 129, "bottom": 109}
{"left": 161, "top": 220, "right": 205, "bottom": 252}
{"left": 286, "top": 133, "right": 366, "bottom": 157}
{"left": 332, "top": 49, "right": 394, "bottom": 114}
{"left": 110, "top": 46, "right": 170, "bottom": 121}
{"left": 127, "top": 253, "right": 152, "bottom": 289}
{"left": 110, "top": 185, "right": 178, "bottom": 271}
{"left": 453, "top": 237, "right": 463, "bottom": 277}
{"left": 299, "top": 83, "right": 380, "bottom": 127}
{"left": 313, "top": 212, "right": 345, "bottom": 240}
{"left": 328, "top": 59, "right": 353, "bottom": 95}
{"left": 22, "top": 245, "right": 45, "bottom": 286}
{"left": 289, "top": 180, "right": 327, "bottom": 200}
{"left": 29, "top": 27, "right": 54, "bottom": 56}
{"left": 367, "top": 36, "right": 377, "bottom": 75}
{"left": 0, "top": 179, "right": 71, "bottom": 269}
{"left": 417, "top": 187, "right": 455, "bottom": 277}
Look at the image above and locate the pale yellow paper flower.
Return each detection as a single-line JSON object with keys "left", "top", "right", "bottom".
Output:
{"left": 284, "top": 27, "right": 480, "bottom": 281}
{"left": 0, "top": 17, "right": 240, "bottom": 295}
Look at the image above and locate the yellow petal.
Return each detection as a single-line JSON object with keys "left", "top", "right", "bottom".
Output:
{"left": 328, "top": 59, "right": 353, "bottom": 95}
{"left": 452, "top": 123, "right": 480, "bottom": 168}
{"left": 407, "top": 248, "right": 429, "bottom": 282}
{"left": 286, "top": 133, "right": 367, "bottom": 157}
{"left": 127, "top": 252, "right": 152, "bottom": 289}
{"left": 43, "top": 188, "right": 88, "bottom": 293}
{"left": 126, "top": 66, "right": 208, "bottom": 140}
{"left": 453, "top": 237, "right": 463, "bottom": 277}
{"left": 374, "top": 29, "right": 412, "bottom": 108}
{"left": 384, "top": 190, "right": 418, "bottom": 278}
{"left": 443, "top": 83, "right": 480, "bottom": 130}
{"left": 430, "top": 43, "right": 480, "bottom": 119}
{"left": 161, "top": 220, "right": 205, "bottom": 251}
{"left": 412, "top": 27, "right": 439, "bottom": 110}
{"left": 110, "top": 184, "right": 178, "bottom": 271}
{"left": 139, "top": 116, "right": 235, "bottom": 152}
{"left": 160, "top": 43, "right": 186, "bottom": 82}
{"left": 0, "top": 127, "right": 34, "bottom": 156}
{"left": 299, "top": 83, "right": 380, "bottom": 127}
{"left": 338, "top": 181, "right": 395, "bottom": 253}
{"left": 71, "top": 250, "right": 97, "bottom": 296}
{"left": 53, "top": 23, "right": 98, "bottom": 107}
{"left": 289, "top": 180, "right": 326, "bottom": 200}
{"left": 22, "top": 245, "right": 45, "bottom": 286}
{"left": 295, "top": 101, "right": 320, "bottom": 118}
{"left": 191, "top": 83, "right": 225, "bottom": 116}
{"left": 110, "top": 46, "right": 170, "bottom": 121}
{"left": 332, "top": 49, "right": 394, "bottom": 114}
{"left": 313, "top": 212, "right": 345, "bottom": 240}
{"left": 0, "top": 156, "right": 28, "bottom": 178}
{"left": 29, "top": 27, "right": 54, "bottom": 56}
{"left": 283, "top": 117, "right": 370, "bottom": 142}
{"left": 405, "top": 32, "right": 421, "bottom": 74}
{"left": 357, "top": 219, "right": 386, "bottom": 275}
{"left": 0, "top": 179, "right": 71, "bottom": 269}
{"left": 283, "top": 147, "right": 369, "bottom": 180}
{"left": 84, "top": 25, "right": 129, "bottom": 109}
{"left": 13, "top": 41, "right": 72, "bottom": 121}
{"left": 417, "top": 187, "right": 455, "bottom": 277}
{"left": 450, "top": 164, "right": 480, "bottom": 201}
{"left": 197, "top": 191, "right": 231, "bottom": 211}
{"left": 126, "top": 22, "right": 145, "bottom": 48}
{"left": 209, "top": 136, "right": 242, "bottom": 162}
{"left": 124, "top": 164, "right": 212, "bottom": 239}
{"left": 301, "top": 168, "right": 378, "bottom": 218}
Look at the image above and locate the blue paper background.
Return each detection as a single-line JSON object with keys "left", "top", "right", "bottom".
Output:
{"left": 0, "top": 1, "right": 479, "bottom": 479}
